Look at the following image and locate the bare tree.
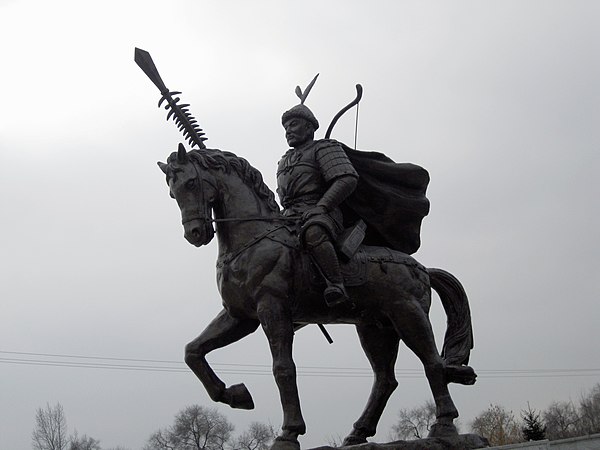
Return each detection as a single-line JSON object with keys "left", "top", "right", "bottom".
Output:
{"left": 69, "top": 431, "right": 101, "bottom": 450}
{"left": 470, "top": 404, "right": 522, "bottom": 446}
{"left": 543, "top": 400, "right": 580, "bottom": 440}
{"left": 233, "top": 422, "right": 275, "bottom": 450}
{"left": 390, "top": 400, "right": 436, "bottom": 440}
{"left": 325, "top": 434, "right": 344, "bottom": 448}
{"left": 578, "top": 383, "right": 600, "bottom": 435}
{"left": 144, "top": 405, "right": 234, "bottom": 450}
{"left": 32, "top": 403, "right": 69, "bottom": 450}
{"left": 542, "top": 384, "right": 600, "bottom": 440}
{"left": 144, "top": 429, "right": 175, "bottom": 450}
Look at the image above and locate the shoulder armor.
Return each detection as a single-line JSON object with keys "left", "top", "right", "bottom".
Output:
{"left": 315, "top": 140, "right": 358, "bottom": 182}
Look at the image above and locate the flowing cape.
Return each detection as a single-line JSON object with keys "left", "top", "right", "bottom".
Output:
{"left": 341, "top": 144, "right": 430, "bottom": 255}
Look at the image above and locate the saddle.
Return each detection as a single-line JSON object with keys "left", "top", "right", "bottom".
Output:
{"left": 265, "top": 222, "right": 422, "bottom": 296}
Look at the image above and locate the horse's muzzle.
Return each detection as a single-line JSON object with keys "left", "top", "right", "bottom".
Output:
{"left": 184, "top": 219, "right": 214, "bottom": 247}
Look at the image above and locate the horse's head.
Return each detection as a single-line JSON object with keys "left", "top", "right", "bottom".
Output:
{"left": 158, "top": 144, "right": 217, "bottom": 247}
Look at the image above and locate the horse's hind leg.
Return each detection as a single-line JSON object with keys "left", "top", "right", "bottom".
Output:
{"left": 185, "top": 308, "right": 260, "bottom": 409}
{"left": 384, "top": 294, "right": 459, "bottom": 437}
{"left": 343, "top": 323, "right": 400, "bottom": 446}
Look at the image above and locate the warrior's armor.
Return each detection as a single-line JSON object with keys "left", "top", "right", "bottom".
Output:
{"left": 277, "top": 139, "right": 357, "bottom": 236}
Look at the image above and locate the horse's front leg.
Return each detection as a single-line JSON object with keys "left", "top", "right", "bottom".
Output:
{"left": 257, "top": 298, "right": 305, "bottom": 450}
{"left": 185, "top": 308, "right": 260, "bottom": 409}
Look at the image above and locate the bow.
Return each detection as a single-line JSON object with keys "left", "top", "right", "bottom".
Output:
{"left": 325, "top": 84, "right": 363, "bottom": 148}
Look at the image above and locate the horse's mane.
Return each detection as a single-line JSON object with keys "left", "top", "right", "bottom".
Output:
{"left": 183, "top": 148, "right": 280, "bottom": 213}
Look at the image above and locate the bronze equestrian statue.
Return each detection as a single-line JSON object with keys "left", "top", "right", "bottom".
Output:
{"left": 136, "top": 49, "right": 478, "bottom": 450}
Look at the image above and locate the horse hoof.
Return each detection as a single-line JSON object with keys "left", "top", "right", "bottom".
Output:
{"left": 223, "top": 383, "right": 255, "bottom": 410}
{"left": 445, "top": 365, "right": 477, "bottom": 385}
{"left": 428, "top": 420, "right": 458, "bottom": 438}
{"left": 270, "top": 436, "right": 300, "bottom": 450}
{"left": 342, "top": 433, "right": 368, "bottom": 446}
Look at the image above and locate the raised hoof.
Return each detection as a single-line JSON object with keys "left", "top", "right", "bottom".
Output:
{"left": 223, "top": 383, "right": 254, "bottom": 410}
{"left": 270, "top": 436, "right": 300, "bottom": 450}
{"left": 342, "top": 433, "right": 368, "bottom": 446}
{"left": 428, "top": 420, "right": 458, "bottom": 438}
{"left": 446, "top": 365, "right": 477, "bottom": 385}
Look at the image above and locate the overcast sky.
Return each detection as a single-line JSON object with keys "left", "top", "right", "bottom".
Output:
{"left": 1, "top": 1, "right": 599, "bottom": 449}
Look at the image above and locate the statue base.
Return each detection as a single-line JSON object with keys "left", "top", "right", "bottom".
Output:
{"left": 308, "top": 434, "right": 489, "bottom": 450}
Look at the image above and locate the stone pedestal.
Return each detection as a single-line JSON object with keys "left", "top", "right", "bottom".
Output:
{"left": 309, "top": 434, "right": 489, "bottom": 450}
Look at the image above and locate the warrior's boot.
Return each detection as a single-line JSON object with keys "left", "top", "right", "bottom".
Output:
{"left": 307, "top": 237, "right": 349, "bottom": 306}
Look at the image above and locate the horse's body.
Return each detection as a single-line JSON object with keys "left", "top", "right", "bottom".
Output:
{"left": 159, "top": 146, "right": 476, "bottom": 449}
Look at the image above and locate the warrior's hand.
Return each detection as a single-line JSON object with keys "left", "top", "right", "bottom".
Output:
{"left": 301, "top": 205, "right": 328, "bottom": 223}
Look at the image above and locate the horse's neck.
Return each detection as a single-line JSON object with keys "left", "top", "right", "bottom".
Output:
{"left": 213, "top": 172, "right": 279, "bottom": 256}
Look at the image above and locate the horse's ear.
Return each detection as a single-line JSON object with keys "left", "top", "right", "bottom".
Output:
{"left": 177, "top": 143, "right": 188, "bottom": 163}
{"left": 157, "top": 161, "right": 168, "bottom": 174}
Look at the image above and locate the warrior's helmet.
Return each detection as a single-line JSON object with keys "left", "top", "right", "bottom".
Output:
{"left": 281, "top": 104, "right": 319, "bottom": 130}
{"left": 281, "top": 74, "right": 320, "bottom": 130}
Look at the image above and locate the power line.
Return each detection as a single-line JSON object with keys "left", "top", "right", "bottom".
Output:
{"left": 0, "top": 350, "right": 375, "bottom": 370}
{"left": 0, "top": 356, "right": 395, "bottom": 378}
{"left": 1, "top": 350, "right": 599, "bottom": 379}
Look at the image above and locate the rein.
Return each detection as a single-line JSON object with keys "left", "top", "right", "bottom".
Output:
{"left": 212, "top": 216, "right": 298, "bottom": 223}
{"left": 216, "top": 223, "right": 288, "bottom": 267}
{"left": 183, "top": 215, "right": 300, "bottom": 225}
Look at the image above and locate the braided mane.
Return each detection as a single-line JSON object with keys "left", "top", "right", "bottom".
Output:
{"left": 185, "top": 148, "right": 280, "bottom": 213}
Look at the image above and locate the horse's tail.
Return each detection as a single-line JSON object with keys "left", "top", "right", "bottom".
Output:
{"left": 428, "top": 268, "right": 473, "bottom": 366}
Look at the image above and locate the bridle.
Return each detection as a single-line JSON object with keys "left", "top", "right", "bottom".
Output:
{"left": 180, "top": 159, "right": 299, "bottom": 227}
{"left": 179, "top": 160, "right": 217, "bottom": 226}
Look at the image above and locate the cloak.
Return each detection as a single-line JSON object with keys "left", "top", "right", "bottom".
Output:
{"left": 341, "top": 144, "right": 430, "bottom": 255}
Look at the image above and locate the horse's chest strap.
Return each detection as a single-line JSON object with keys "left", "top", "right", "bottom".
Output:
{"left": 216, "top": 225, "right": 286, "bottom": 268}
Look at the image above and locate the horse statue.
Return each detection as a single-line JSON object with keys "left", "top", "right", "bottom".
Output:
{"left": 157, "top": 143, "right": 477, "bottom": 450}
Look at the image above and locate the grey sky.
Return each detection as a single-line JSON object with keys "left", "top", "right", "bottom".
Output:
{"left": 1, "top": 1, "right": 599, "bottom": 449}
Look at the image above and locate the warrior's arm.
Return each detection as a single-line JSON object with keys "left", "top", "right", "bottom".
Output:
{"left": 317, "top": 175, "right": 357, "bottom": 211}
{"left": 302, "top": 174, "right": 357, "bottom": 221}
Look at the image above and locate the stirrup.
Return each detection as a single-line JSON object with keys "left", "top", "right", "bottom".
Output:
{"left": 324, "top": 283, "right": 349, "bottom": 307}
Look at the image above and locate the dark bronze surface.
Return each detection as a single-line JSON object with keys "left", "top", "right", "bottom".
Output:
{"left": 157, "top": 145, "right": 477, "bottom": 450}
{"left": 140, "top": 50, "right": 480, "bottom": 449}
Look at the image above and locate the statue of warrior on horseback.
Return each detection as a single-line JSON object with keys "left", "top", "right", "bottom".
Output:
{"left": 135, "top": 48, "right": 484, "bottom": 450}
{"left": 277, "top": 75, "right": 431, "bottom": 309}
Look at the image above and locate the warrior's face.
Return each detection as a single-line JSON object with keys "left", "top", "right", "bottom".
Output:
{"left": 284, "top": 118, "right": 314, "bottom": 148}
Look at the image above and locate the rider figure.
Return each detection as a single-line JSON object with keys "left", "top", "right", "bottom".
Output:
{"left": 277, "top": 103, "right": 358, "bottom": 306}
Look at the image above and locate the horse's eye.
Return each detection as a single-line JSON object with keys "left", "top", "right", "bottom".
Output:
{"left": 185, "top": 179, "right": 196, "bottom": 189}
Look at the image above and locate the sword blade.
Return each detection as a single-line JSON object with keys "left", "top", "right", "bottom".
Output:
{"left": 134, "top": 47, "right": 168, "bottom": 94}
{"left": 134, "top": 47, "right": 207, "bottom": 149}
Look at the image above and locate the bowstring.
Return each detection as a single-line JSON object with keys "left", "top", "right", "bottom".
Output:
{"left": 354, "top": 101, "right": 360, "bottom": 150}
